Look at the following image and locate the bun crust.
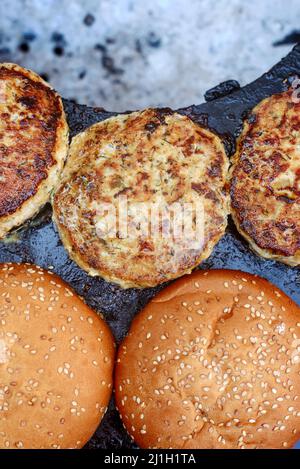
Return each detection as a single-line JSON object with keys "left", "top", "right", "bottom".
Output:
{"left": 115, "top": 269, "right": 300, "bottom": 449}
{"left": 0, "top": 263, "right": 114, "bottom": 449}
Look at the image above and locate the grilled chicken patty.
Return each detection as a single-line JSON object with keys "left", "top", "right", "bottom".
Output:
{"left": 0, "top": 63, "right": 68, "bottom": 239}
{"left": 230, "top": 88, "right": 300, "bottom": 266}
{"left": 53, "top": 109, "right": 228, "bottom": 288}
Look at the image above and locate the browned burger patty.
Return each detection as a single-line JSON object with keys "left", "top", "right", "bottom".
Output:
{"left": 230, "top": 88, "right": 300, "bottom": 265}
{"left": 53, "top": 109, "right": 229, "bottom": 289}
{"left": 0, "top": 63, "right": 68, "bottom": 239}
{"left": 115, "top": 269, "right": 300, "bottom": 449}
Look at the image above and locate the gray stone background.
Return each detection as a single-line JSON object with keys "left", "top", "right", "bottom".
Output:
{"left": 0, "top": 0, "right": 300, "bottom": 111}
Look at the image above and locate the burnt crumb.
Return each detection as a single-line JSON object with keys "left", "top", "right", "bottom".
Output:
{"left": 135, "top": 39, "right": 142, "bottom": 54}
{"left": 51, "top": 32, "right": 65, "bottom": 43}
{"left": 23, "top": 31, "right": 36, "bottom": 42}
{"left": 18, "top": 96, "right": 37, "bottom": 108}
{"left": 78, "top": 70, "right": 86, "bottom": 80}
{"left": 101, "top": 55, "right": 124, "bottom": 75}
{"left": 147, "top": 32, "right": 161, "bottom": 48}
{"left": 273, "top": 30, "right": 300, "bottom": 46}
{"left": 53, "top": 46, "right": 64, "bottom": 56}
{"left": 50, "top": 31, "right": 66, "bottom": 57}
{"left": 106, "top": 37, "right": 116, "bottom": 45}
{"left": 95, "top": 43, "right": 107, "bottom": 53}
{"left": 18, "top": 42, "right": 30, "bottom": 53}
{"left": 83, "top": 13, "right": 95, "bottom": 26}
{"left": 18, "top": 31, "right": 36, "bottom": 53}
{"left": 145, "top": 121, "right": 159, "bottom": 133}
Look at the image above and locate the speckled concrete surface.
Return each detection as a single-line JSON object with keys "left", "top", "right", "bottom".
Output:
{"left": 0, "top": 0, "right": 300, "bottom": 111}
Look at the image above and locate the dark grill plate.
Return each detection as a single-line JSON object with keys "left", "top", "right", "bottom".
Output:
{"left": 1, "top": 44, "right": 300, "bottom": 449}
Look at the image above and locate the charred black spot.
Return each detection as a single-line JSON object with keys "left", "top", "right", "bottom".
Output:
{"left": 18, "top": 42, "right": 30, "bottom": 53}
{"left": 34, "top": 155, "right": 47, "bottom": 170}
{"left": 94, "top": 43, "right": 107, "bottom": 53}
{"left": 53, "top": 46, "right": 64, "bottom": 56}
{"left": 147, "top": 32, "right": 161, "bottom": 48}
{"left": 51, "top": 32, "right": 65, "bottom": 43}
{"left": 106, "top": 37, "right": 116, "bottom": 45}
{"left": 277, "top": 196, "right": 296, "bottom": 204}
{"left": 247, "top": 113, "right": 257, "bottom": 125}
{"left": 18, "top": 96, "right": 37, "bottom": 108}
{"left": 16, "top": 168, "right": 32, "bottom": 179}
{"left": 275, "top": 220, "right": 296, "bottom": 230}
{"left": 83, "top": 13, "right": 95, "bottom": 26}
{"left": 78, "top": 70, "right": 86, "bottom": 80}
{"left": 155, "top": 108, "right": 173, "bottom": 125}
{"left": 144, "top": 121, "right": 159, "bottom": 133}
{"left": 40, "top": 73, "right": 49, "bottom": 82}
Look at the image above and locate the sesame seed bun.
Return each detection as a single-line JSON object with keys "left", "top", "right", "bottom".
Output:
{"left": 115, "top": 269, "right": 300, "bottom": 449}
{"left": 0, "top": 263, "right": 115, "bottom": 449}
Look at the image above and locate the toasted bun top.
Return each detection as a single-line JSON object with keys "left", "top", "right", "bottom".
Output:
{"left": 0, "top": 263, "right": 114, "bottom": 449}
{"left": 115, "top": 269, "right": 300, "bottom": 449}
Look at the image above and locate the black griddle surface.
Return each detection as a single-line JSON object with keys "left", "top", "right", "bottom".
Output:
{"left": 1, "top": 45, "right": 300, "bottom": 449}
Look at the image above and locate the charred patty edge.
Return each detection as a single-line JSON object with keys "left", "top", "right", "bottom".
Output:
{"left": 229, "top": 90, "right": 300, "bottom": 266}
{"left": 0, "top": 63, "right": 69, "bottom": 239}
